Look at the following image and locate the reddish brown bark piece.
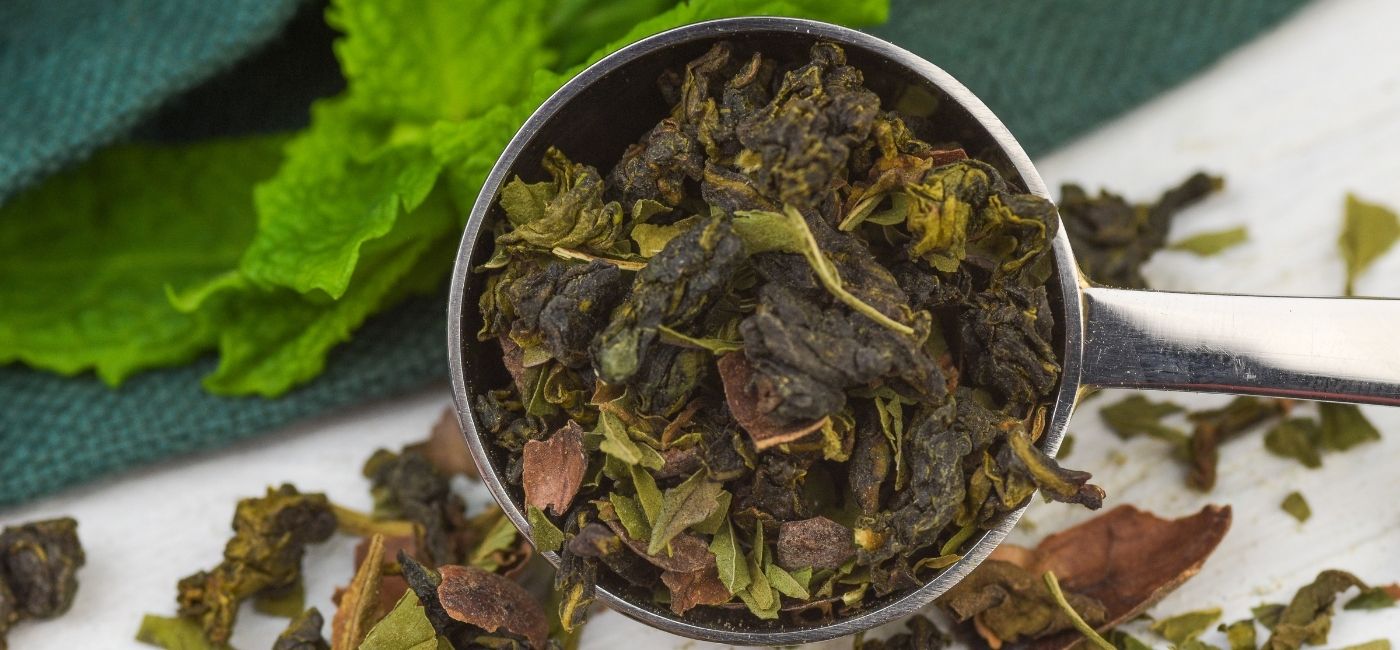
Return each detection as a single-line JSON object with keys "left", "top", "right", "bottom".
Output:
{"left": 522, "top": 421, "right": 587, "bottom": 516}
{"left": 718, "top": 352, "right": 827, "bottom": 450}
{"left": 406, "top": 407, "right": 479, "bottom": 480}
{"left": 437, "top": 564, "right": 549, "bottom": 649}
{"left": 996, "top": 504, "right": 1233, "bottom": 650}
{"left": 776, "top": 516, "right": 855, "bottom": 570}
{"left": 661, "top": 568, "right": 732, "bottom": 615}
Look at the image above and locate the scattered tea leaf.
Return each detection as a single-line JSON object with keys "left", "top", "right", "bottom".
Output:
{"left": 358, "top": 591, "right": 440, "bottom": 650}
{"left": 437, "top": 564, "right": 548, "bottom": 649}
{"left": 275, "top": 608, "right": 330, "bottom": 650}
{"left": 1338, "top": 193, "right": 1400, "bottom": 296}
{"left": 776, "top": 516, "right": 854, "bottom": 571}
{"left": 136, "top": 614, "right": 222, "bottom": 650}
{"left": 406, "top": 408, "right": 479, "bottom": 480}
{"left": 647, "top": 470, "right": 724, "bottom": 555}
{"left": 523, "top": 420, "right": 588, "bottom": 516}
{"left": 0, "top": 517, "right": 84, "bottom": 646}
{"left": 661, "top": 568, "right": 732, "bottom": 615}
{"left": 1107, "top": 630, "right": 1154, "bottom": 650}
{"left": 1252, "top": 603, "right": 1285, "bottom": 632}
{"left": 1221, "top": 619, "right": 1257, "bottom": 650}
{"left": 1264, "top": 419, "right": 1322, "bottom": 469}
{"left": 254, "top": 581, "right": 307, "bottom": 618}
{"left": 1167, "top": 226, "right": 1248, "bottom": 256}
{"left": 1099, "top": 395, "right": 1187, "bottom": 445}
{"left": 1280, "top": 492, "right": 1311, "bottom": 523}
{"left": 1151, "top": 608, "right": 1223, "bottom": 644}
{"left": 1344, "top": 586, "right": 1397, "bottom": 611}
{"left": 1044, "top": 571, "right": 1115, "bottom": 650}
{"left": 332, "top": 534, "right": 385, "bottom": 650}
{"left": 1317, "top": 403, "right": 1381, "bottom": 451}
{"left": 1339, "top": 641, "right": 1392, "bottom": 650}
{"left": 1262, "top": 569, "right": 1366, "bottom": 650}
{"left": 709, "top": 519, "right": 751, "bottom": 595}
{"left": 332, "top": 505, "right": 419, "bottom": 539}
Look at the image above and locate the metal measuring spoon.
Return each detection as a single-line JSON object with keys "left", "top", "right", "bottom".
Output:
{"left": 446, "top": 17, "right": 1400, "bottom": 645}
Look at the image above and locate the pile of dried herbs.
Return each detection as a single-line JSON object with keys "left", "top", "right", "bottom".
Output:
{"left": 473, "top": 41, "right": 1103, "bottom": 625}
{"left": 0, "top": 517, "right": 84, "bottom": 649}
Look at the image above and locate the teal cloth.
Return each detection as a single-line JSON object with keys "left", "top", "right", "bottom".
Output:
{"left": 0, "top": 0, "right": 1309, "bottom": 507}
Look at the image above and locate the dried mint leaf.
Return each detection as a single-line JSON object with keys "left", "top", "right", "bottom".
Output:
{"left": 1221, "top": 619, "right": 1258, "bottom": 650}
{"left": 1338, "top": 193, "right": 1400, "bottom": 296}
{"left": 1317, "top": 403, "right": 1381, "bottom": 451}
{"left": 1262, "top": 569, "right": 1367, "bottom": 650}
{"left": 1344, "top": 586, "right": 1397, "bottom": 610}
{"left": 1263, "top": 418, "right": 1323, "bottom": 469}
{"left": 526, "top": 507, "right": 565, "bottom": 554}
{"left": 1280, "top": 492, "right": 1311, "bottom": 523}
{"left": 1151, "top": 608, "right": 1223, "bottom": 644}
{"left": 177, "top": 485, "right": 336, "bottom": 645}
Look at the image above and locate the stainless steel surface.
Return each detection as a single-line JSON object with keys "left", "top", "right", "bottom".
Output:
{"left": 1080, "top": 288, "right": 1400, "bottom": 404}
{"left": 445, "top": 15, "right": 1398, "bottom": 647}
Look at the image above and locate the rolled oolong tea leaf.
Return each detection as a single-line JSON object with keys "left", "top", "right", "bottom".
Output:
{"left": 363, "top": 448, "right": 468, "bottom": 567}
{"left": 718, "top": 351, "right": 829, "bottom": 449}
{"left": 1280, "top": 492, "right": 1311, "bottom": 523}
{"left": 275, "top": 608, "right": 330, "bottom": 650}
{"left": 177, "top": 485, "right": 336, "bottom": 645}
{"left": 1338, "top": 193, "right": 1400, "bottom": 296}
{"left": 0, "top": 517, "right": 85, "bottom": 647}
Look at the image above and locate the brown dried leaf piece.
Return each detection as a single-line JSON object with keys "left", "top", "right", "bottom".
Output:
{"left": 522, "top": 421, "right": 588, "bottom": 516}
{"left": 331, "top": 534, "right": 384, "bottom": 650}
{"left": 718, "top": 351, "right": 827, "bottom": 449}
{"left": 776, "top": 517, "right": 854, "bottom": 571}
{"left": 406, "top": 407, "right": 479, "bottom": 480}
{"left": 662, "top": 568, "right": 733, "bottom": 615}
{"left": 437, "top": 564, "right": 548, "bottom": 649}
{"left": 1017, "top": 504, "right": 1233, "bottom": 650}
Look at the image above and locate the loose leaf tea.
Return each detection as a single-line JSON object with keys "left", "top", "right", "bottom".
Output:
{"left": 0, "top": 517, "right": 84, "bottom": 648}
{"left": 854, "top": 614, "right": 949, "bottom": 650}
{"left": 1262, "top": 570, "right": 1368, "bottom": 650}
{"left": 1280, "top": 492, "right": 1311, "bottom": 523}
{"left": 1338, "top": 194, "right": 1400, "bottom": 296}
{"left": 176, "top": 485, "right": 337, "bottom": 645}
{"left": 275, "top": 608, "right": 331, "bottom": 650}
{"left": 1151, "top": 608, "right": 1223, "bottom": 644}
{"left": 474, "top": 41, "right": 1098, "bottom": 625}
{"left": 1166, "top": 226, "right": 1248, "bottom": 256}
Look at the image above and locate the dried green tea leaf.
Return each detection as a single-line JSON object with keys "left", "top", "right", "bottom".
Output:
{"left": 332, "top": 534, "right": 385, "bottom": 650}
{"left": 661, "top": 568, "right": 732, "bottom": 615}
{"left": 776, "top": 516, "right": 853, "bottom": 571}
{"left": 1107, "top": 630, "right": 1154, "bottom": 650}
{"left": 359, "top": 591, "right": 440, "bottom": 650}
{"left": 275, "top": 608, "right": 330, "bottom": 650}
{"left": 629, "top": 465, "right": 663, "bottom": 526}
{"left": 1280, "top": 492, "right": 1311, "bottom": 523}
{"left": 405, "top": 408, "right": 479, "bottom": 480}
{"left": 1221, "top": 619, "right": 1257, "bottom": 650}
{"left": 1264, "top": 418, "right": 1322, "bottom": 469}
{"left": 135, "top": 614, "right": 223, "bottom": 650}
{"left": 766, "top": 562, "right": 811, "bottom": 600}
{"left": 177, "top": 485, "right": 336, "bottom": 645}
{"left": 1098, "top": 394, "right": 1187, "bottom": 444}
{"left": 467, "top": 511, "right": 520, "bottom": 572}
{"left": 1252, "top": 604, "right": 1285, "bottom": 632}
{"left": 1262, "top": 569, "right": 1366, "bottom": 650}
{"left": 498, "top": 148, "right": 627, "bottom": 254}
{"left": 0, "top": 516, "right": 84, "bottom": 646}
{"left": 709, "top": 519, "right": 751, "bottom": 595}
{"left": 631, "top": 219, "right": 697, "bottom": 258}
{"left": 1317, "top": 403, "right": 1381, "bottom": 451}
{"left": 647, "top": 470, "right": 724, "bottom": 555}
{"left": 608, "top": 493, "right": 652, "bottom": 542}
{"left": 523, "top": 420, "right": 588, "bottom": 516}
{"left": 364, "top": 449, "right": 467, "bottom": 567}
{"left": 332, "top": 505, "right": 419, "bottom": 539}
{"left": 717, "top": 351, "right": 829, "bottom": 448}
{"left": 1189, "top": 397, "right": 1288, "bottom": 490}
{"left": 658, "top": 324, "right": 743, "bottom": 354}
{"left": 437, "top": 564, "right": 548, "bottom": 649}
{"left": 939, "top": 560, "right": 1107, "bottom": 644}
{"left": 1151, "top": 608, "right": 1222, "bottom": 643}
{"left": 527, "top": 506, "right": 565, "bottom": 553}
{"left": 1338, "top": 193, "right": 1400, "bottom": 296}
{"left": 595, "top": 411, "right": 664, "bottom": 470}
{"left": 692, "top": 490, "right": 732, "bottom": 535}
{"left": 254, "top": 580, "right": 306, "bottom": 618}
{"left": 1339, "top": 641, "right": 1392, "bottom": 650}
{"left": 1043, "top": 571, "right": 1115, "bottom": 650}
{"left": 1167, "top": 226, "right": 1248, "bottom": 256}
{"left": 1344, "top": 586, "right": 1397, "bottom": 611}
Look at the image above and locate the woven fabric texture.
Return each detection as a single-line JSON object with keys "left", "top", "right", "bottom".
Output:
{"left": 0, "top": 0, "right": 1308, "bottom": 507}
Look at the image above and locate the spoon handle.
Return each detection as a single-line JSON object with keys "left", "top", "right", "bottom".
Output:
{"left": 1078, "top": 287, "right": 1400, "bottom": 405}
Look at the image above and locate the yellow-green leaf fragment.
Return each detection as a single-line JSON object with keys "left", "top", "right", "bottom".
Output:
{"left": 527, "top": 506, "right": 565, "bottom": 553}
{"left": 1339, "top": 193, "right": 1400, "bottom": 296}
{"left": 657, "top": 324, "right": 743, "bottom": 354}
{"left": 629, "top": 464, "right": 663, "bottom": 526}
{"left": 632, "top": 219, "right": 697, "bottom": 258}
{"left": 1152, "top": 608, "right": 1223, "bottom": 643}
{"left": 1280, "top": 492, "right": 1311, "bottom": 523}
{"left": 1168, "top": 226, "right": 1249, "bottom": 256}
{"left": 608, "top": 492, "right": 652, "bottom": 542}
{"left": 596, "top": 411, "right": 664, "bottom": 470}
{"left": 709, "top": 519, "right": 751, "bottom": 595}
{"left": 468, "top": 511, "right": 520, "bottom": 571}
{"left": 1264, "top": 418, "right": 1323, "bottom": 469}
{"left": 1317, "top": 403, "right": 1381, "bottom": 451}
{"left": 1099, "top": 394, "right": 1188, "bottom": 446}
{"left": 765, "top": 562, "right": 811, "bottom": 600}
{"left": 135, "top": 614, "right": 224, "bottom": 650}
{"left": 1344, "top": 586, "right": 1397, "bottom": 610}
{"left": 359, "top": 590, "right": 441, "bottom": 650}
{"left": 647, "top": 470, "right": 724, "bottom": 555}
{"left": 1221, "top": 619, "right": 1258, "bottom": 650}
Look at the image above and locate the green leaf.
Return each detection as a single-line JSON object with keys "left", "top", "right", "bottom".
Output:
{"left": 692, "top": 490, "right": 732, "bottom": 535}
{"left": 469, "top": 510, "right": 521, "bottom": 570}
{"left": 1108, "top": 630, "right": 1154, "bottom": 650}
{"left": 360, "top": 590, "right": 442, "bottom": 650}
{"left": 1151, "top": 608, "right": 1223, "bottom": 644}
{"left": 1167, "top": 226, "right": 1249, "bottom": 256}
{"left": 1263, "top": 418, "right": 1323, "bottom": 469}
{"left": 135, "top": 614, "right": 225, "bottom": 649}
{"left": 609, "top": 492, "right": 652, "bottom": 542}
{"left": 1344, "top": 586, "right": 1397, "bottom": 611}
{"left": 657, "top": 324, "right": 743, "bottom": 354}
{"left": 647, "top": 470, "right": 724, "bottom": 555}
{"left": 632, "top": 219, "right": 698, "bottom": 258}
{"left": 329, "top": 0, "right": 553, "bottom": 121}
{"left": 709, "top": 518, "right": 752, "bottom": 595}
{"left": 1252, "top": 603, "right": 1285, "bottom": 631}
{"left": 1339, "top": 193, "right": 1400, "bottom": 296}
{"left": 630, "top": 464, "right": 664, "bottom": 525}
{"left": 0, "top": 137, "right": 285, "bottom": 385}
{"left": 765, "top": 562, "right": 810, "bottom": 600}
{"left": 527, "top": 505, "right": 565, "bottom": 553}
{"left": 1099, "top": 394, "right": 1189, "bottom": 446}
{"left": 1280, "top": 491, "right": 1311, "bottom": 523}
{"left": 1317, "top": 403, "right": 1381, "bottom": 451}
{"left": 596, "top": 411, "right": 664, "bottom": 470}
{"left": 1220, "top": 619, "right": 1258, "bottom": 650}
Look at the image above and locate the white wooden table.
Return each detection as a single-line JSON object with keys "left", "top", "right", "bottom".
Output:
{"left": 5, "top": 0, "right": 1400, "bottom": 646}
